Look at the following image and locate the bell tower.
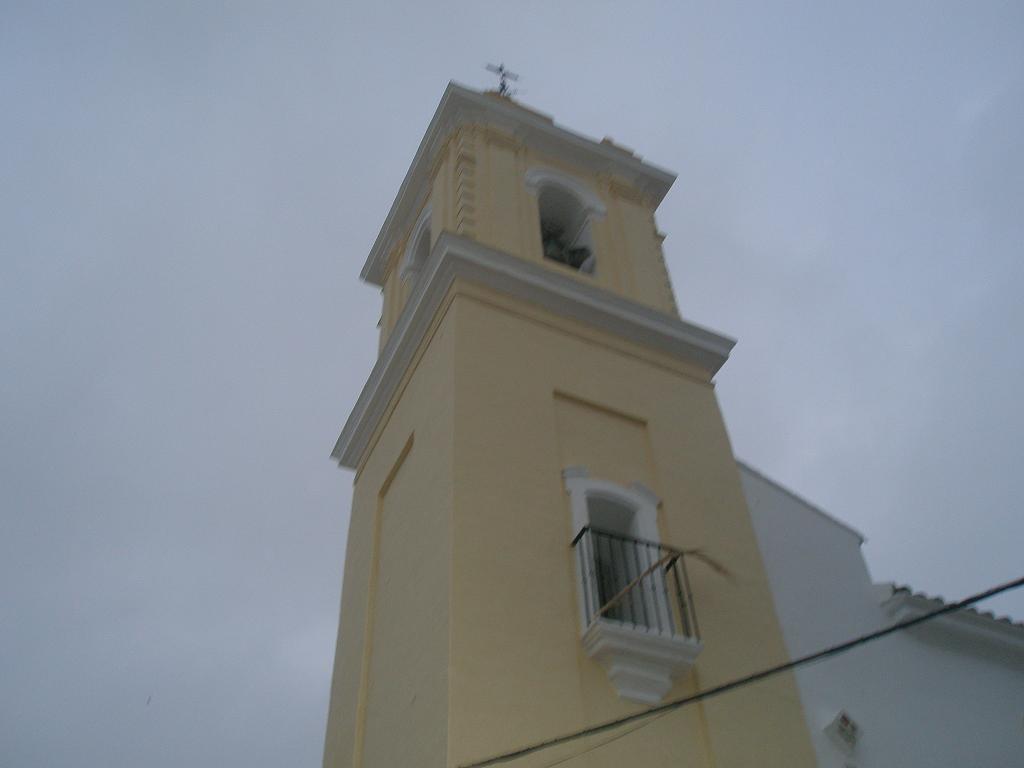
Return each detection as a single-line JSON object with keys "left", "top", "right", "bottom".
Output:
{"left": 323, "top": 84, "right": 816, "bottom": 768}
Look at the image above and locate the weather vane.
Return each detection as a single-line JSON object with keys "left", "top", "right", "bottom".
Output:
{"left": 485, "top": 63, "right": 519, "bottom": 97}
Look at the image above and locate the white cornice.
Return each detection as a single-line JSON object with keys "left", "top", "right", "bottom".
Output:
{"left": 360, "top": 83, "right": 677, "bottom": 286}
{"left": 880, "top": 588, "right": 1024, "bottom": 657}
{"left": 333, "top": 233, "right": 735, "bottom": 469}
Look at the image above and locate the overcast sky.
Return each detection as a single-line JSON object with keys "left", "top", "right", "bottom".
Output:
{"left": 2, "top": 2, "right": 1022, "bottom": 766}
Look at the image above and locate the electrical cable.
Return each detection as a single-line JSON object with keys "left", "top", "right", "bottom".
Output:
{"left": 459, "top": 574, "right": 1024, "bottom": 768}
{"left": 536, "top": 710, "right": 674, "bottom": 768}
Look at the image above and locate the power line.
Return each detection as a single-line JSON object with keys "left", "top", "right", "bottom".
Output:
{"left": 537, "top": 710, "right": 673, "bottom": 768}
{"left": 459, "top": 574, "right": 1024, "bottom": 768}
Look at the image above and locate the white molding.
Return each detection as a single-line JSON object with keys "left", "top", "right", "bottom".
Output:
{"left": 400, "top": 205, "right": 432, "bottom": 281}
{"left": 582, "top": 619, "right": 702, "bottom": 704}
{"left": 360, "top": 83, "right": 676, "bottom": 286}
{"left": 629, "top": 481, "right": 661, "bottom": 510}
{"left": 563, "top": 472, "right": 665, "bottom": 633}
{"left": 333, "top": 233, "right": 734, "bottom": 469}
{"left": 564, "top": 474, "right": 661, "bottom": 543}
{"left": 561, "top": 466, "right": 590, "bottom": 481}
{"left": 524, "top": 166, "right": 607, "bottom": 219}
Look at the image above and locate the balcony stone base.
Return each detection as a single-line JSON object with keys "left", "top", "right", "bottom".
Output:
{"left": 582, "top": 619, "right": 703, "bottom": 704}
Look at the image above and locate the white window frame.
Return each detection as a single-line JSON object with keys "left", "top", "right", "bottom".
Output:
{"left": 562, "top": 466, "right": 702, "bottom": 704}
{"left": 400, "top": 205, "right": 432, "bottom": 282}
{"left": 525, "top": 167, "right": 606, "bottom": 274}
{"left": 563, "top": 466, "right": 667, "bottom": 631}
{"left": 524, "top": 168, "right": 607, "bottom": 219}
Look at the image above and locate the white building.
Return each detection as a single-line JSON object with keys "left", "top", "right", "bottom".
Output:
{"left": 740, "top": 461, "right": 1024, "bottom": 768}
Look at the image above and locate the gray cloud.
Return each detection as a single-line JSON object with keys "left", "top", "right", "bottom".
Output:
{"left": 2, "top": 2, "right": 1021, "bottom": 765}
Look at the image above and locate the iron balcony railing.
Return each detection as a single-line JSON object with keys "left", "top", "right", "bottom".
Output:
{"left": 571, "top": 526, "right": 700, "bottom": 641}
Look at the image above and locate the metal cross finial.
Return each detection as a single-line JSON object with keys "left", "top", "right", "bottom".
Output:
{"left": 485, "top": 63, "right": 519, "bottom": 97}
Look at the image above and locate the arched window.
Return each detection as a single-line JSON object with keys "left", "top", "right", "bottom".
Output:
{"left": 525, "top": 168, "right": 606, "bottom": 275}
{"left": 400, "top": 205, "right": 432, "bottom": 282}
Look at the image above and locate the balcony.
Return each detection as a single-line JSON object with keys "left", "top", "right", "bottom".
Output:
{"left": 572, "top": 526, "right": 703, "bottom": 703}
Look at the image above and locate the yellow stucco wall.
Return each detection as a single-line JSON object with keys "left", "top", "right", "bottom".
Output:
{"left": 329, "top": 274, "right": 816, "bottom": 767}
{"left": 323, "top": 301, "right": 456, "bottom": 768}
{"left": 445, "top": 284, "right": 814, "bottom": 768}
